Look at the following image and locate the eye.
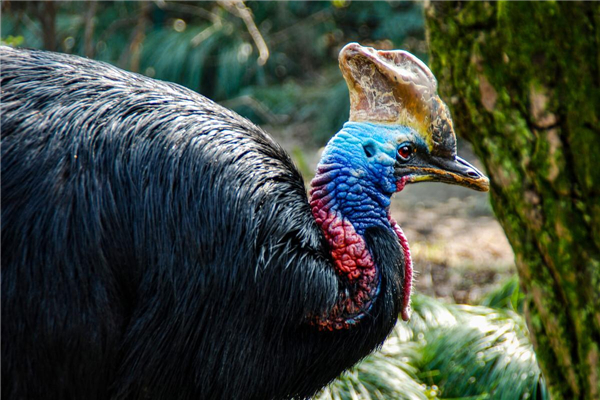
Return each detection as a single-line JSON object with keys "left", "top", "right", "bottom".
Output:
{"left": 397, "top": 144, "right": 414, "bottom": 162}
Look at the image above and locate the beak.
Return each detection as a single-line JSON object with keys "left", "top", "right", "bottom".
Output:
{"left": 404, "top": 156, "right": 490, "bottom": 192}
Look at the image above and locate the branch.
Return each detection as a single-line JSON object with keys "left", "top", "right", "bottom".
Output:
{"left": 84, "top": 0, "right": 98, "bottom": 58}
{"left": 153, "top": 0, "right": 220, "bottom": 22}
{"left": 118, "top": 2, "right": 150, "bottom": 72}
{"left": 219, "top": 0, "right": 269, "bottom": 66}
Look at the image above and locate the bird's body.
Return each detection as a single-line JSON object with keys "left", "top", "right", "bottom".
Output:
{"left": 1, "top": 45, "right": 488, "bottom": 400}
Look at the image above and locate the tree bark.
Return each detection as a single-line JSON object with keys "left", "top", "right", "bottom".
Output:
{"left": 425, "top": 2, "right": 599, "bottom": 399}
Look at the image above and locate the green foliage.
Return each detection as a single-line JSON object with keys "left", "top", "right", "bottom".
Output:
{"left": 319, "top": 294, "right": 548, "bottom": 400}
{"left": 1, "top": 4, "right": 552, "bottom": 398}
{"left": 479, "top": 275, "right": 524, "bottom": 314}
{"left": 237, "top": 74, "right": 349, "bottom": 143}
{"left": 316, "top": 341, "right": 429, "bottom": 400}
{"left": 0, "top": 34, "right": 23, "bottom": 46}
{"left": 420, "top": 307, "right": 546, "bottom": 400}
{"left": 0, "top": 1, "right": 426, "bottom": 145}
{"left": 141, "top": 23, "right": 254, "bottom": 100}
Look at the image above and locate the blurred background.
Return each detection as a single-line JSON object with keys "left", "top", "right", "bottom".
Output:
{"left": 3, "top": 2, "right": 535, "bottom": 399}
{"left": 1, "top": 0, "right": 514, "bottom": 305}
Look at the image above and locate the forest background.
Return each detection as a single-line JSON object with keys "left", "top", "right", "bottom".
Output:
{"left": 5, "top": 2, "right": 595, "bottom": 399}
{"left": 2, "top": 1, "right": 511, "bottom": 303}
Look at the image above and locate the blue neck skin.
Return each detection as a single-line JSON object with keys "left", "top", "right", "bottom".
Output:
{"left": 313, "top": 122, "right": 418, "bottom": 235}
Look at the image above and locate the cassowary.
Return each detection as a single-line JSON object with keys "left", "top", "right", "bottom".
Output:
{"left": 1, "top": 44, "right": 488, "bottom": 400}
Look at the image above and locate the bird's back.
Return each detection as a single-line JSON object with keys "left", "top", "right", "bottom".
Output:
{"left": 1, "top": 46, "right": 345, "bottom": 400}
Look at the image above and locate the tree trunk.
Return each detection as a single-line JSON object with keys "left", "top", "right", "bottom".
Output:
{"left": 425, "top": 2, "right": 599, "bottom": 399}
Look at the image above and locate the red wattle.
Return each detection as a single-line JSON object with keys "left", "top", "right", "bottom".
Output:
{"left": 396, "top": 175, "right": 410, "bottom": 192}
{"left": 309, "top": 166, "right": 381, "bottom": 331}
{"left": 309, "top": 205, "right": 380, "bottom": 331}
{"left": 309, "top": 166, "right": 413, "bottom": 329}
{"left": 388, "top": 215, "right": 413, "bottom": 321}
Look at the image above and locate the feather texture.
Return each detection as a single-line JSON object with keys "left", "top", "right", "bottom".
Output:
{"left": 1, "top": 46, "right": 404, "bottom": 400}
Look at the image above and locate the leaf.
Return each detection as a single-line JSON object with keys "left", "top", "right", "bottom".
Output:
{"left": 316, "top": 294, "right": 547, "bottom": 400}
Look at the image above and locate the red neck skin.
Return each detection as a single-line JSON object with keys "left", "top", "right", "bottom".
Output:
{"left": 309, "top": 174, "right": 413, "bottom": 331}
{"left": 388, "top": 213, "right": 413, "bottom": 322}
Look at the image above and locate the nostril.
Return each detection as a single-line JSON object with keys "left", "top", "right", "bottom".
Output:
{"left": 467, "top": 170, "right": 479, "bottom": 178}
{"left": 363, "top": 143, "right": 376, "bottom": 158}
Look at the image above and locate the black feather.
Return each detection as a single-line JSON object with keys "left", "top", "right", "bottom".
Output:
{"left": 1, "top": 46, "right": 403, "bottom": 400}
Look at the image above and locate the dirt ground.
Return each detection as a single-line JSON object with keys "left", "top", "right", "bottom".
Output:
{"left": 269, "top": 125, "right": 517, "bottom": 305}
{"left": 391, "top": 178, "right": 515, "bottom": 304}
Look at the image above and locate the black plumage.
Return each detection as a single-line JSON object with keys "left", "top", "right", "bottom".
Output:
{"left": 1, "top": 47, "right": 404, "bottom": 400}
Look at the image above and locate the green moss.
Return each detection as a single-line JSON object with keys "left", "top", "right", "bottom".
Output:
{"left": 425, "top": 2, "right": 600, "bottom": 399}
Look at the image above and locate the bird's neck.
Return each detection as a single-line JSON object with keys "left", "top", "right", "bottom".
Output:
{"left": 309, "top": 163, "right": 411, "bottom": 330}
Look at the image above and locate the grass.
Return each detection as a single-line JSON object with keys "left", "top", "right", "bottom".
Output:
{"left": 316, "top": 279, "right": 547, "bottom": 400}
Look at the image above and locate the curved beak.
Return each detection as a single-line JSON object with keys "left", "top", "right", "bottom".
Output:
{"left": 403, "top": 156, "right": 490, "bottom": 192}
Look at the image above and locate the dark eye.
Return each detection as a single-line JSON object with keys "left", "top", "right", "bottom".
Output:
{"left": 397, "top": 144, "right": 414, "bottom": 161}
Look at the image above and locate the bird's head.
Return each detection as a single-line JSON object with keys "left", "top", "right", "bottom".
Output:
{"left": 309, "top": 44, "right": 489, "bottom": 328}
{"left": 328, "top": 43, "right": 489, "bottom": 194}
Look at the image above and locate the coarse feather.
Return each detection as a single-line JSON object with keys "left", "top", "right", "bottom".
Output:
{"left": 1, "top": 46, "right": 402, "bottom": 400}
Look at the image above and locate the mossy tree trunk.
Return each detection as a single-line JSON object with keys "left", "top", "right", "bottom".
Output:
{"left": 425, "top": 2, "right": 599, "bottom": 399}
